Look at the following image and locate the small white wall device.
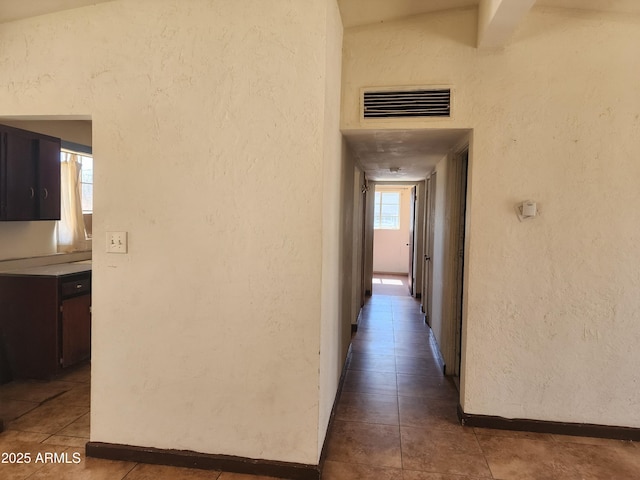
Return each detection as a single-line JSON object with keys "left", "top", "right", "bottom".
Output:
{"left": 516, "top": 201, "right": 537, "bottom": 222}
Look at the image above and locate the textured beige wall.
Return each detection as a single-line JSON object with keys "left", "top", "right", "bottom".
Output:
{"left": 318, "top": 0, "right": 345, "bottom": 457}
{"left": 0, "top": 0, "right": 342, "bottom": 464}
{"left": 343, "top": 7, "right": 640, "bottom": 427}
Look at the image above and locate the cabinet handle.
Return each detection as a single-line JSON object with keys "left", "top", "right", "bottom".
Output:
{"left": 43, "top": 188, "right": 49, "bottom": 199}
{"left": 29, "top": 187, "right": 35, "bottom": 199}
{"left": 76, "top": 284, "right": 82, "bottom": 289}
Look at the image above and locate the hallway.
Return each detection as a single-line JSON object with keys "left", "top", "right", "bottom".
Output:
{"left": 322, "top": 277, "right": 640, "bottom": 479}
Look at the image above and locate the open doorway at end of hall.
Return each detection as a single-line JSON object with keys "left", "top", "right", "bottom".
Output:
{"left": 371, "top": 183, "right": 424, "bottom": 298}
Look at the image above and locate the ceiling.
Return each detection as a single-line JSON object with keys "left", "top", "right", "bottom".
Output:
{"left": 344, "top": 129, "right": 469, "bottom": 182}
{"left": 2, "top": 0, "right": 638, "bottom": 182}
{"left": 338, "top": 0, "right": 640, "bottom": 28}
{"left": 0, "top": 0, "right": 114, "bottom": 24}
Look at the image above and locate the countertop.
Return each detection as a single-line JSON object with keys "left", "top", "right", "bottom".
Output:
{"left": 0, "top": 261, "right": 91, "bottom": 278}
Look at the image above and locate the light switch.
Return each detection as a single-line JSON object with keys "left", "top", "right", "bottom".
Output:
{"left": 106, "top": 231, "right": 128, "bottom": 253}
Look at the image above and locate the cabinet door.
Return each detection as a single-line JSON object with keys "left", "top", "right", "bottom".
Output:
{"left": 3, "top": 131, "right": 37, "bottom": 220}
{"left": 37, "top": 137, "right": 61, "bottom": 220}
{"left": 61, "top": 294, "right": 91, "bottom": 368}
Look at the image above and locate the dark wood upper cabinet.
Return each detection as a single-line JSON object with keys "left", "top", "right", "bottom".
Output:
{"left": 0, "top": 124, "right": 61, "bottom": 221}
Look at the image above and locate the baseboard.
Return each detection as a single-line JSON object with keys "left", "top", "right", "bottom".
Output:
{"left": 318, "top": 343, "right": 353, "bottom": 470}
{"left": 86, "top": 442, "right": 320, "bottom": 480}
{"left": 457, "top": 405, "right": 640, "bottom": 441}
{"left": 427, "top": 329, "right": 446, "bottom": 374}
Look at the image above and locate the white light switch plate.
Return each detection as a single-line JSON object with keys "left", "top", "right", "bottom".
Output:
{"left": 106, "top": 231, "right": 128, "bottom": 253}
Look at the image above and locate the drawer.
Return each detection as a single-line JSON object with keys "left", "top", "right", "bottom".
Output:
{"left": 61, "top": 276, "right": 91, "bottom": 297}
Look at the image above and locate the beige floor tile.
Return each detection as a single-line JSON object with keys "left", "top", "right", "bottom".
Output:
{"left": 348, "top": 353, "right": 396, "bottom": 373}
{"left": 402, "top": 471, "right": 489, "bottom": 480}
{"left": 401, "top": 449, "right": 492, "bottom": 478}
{"left": 27, "top": 455, "right": 136, "bottom": 480}
{"left": 125, "top": 463, "right": 221, "bottom": 479}
{"left": 0, "top": 442, "right": 68, "bottom": 480}
{"left": 325, "top": 420, "right": 402, "bottom": 469}
{"left": 335, "top": 391, "right": 399, "bottom": 426}
{"left": 398, "top": 396, "right": 461, "bottom": 432}
{"left": 42, "top": 434, "right": 88, "bottom": 448}
{"left": 342, "top": 369, "right": 397, "bottom": 396}
{"left": 551, "top": 433, "right": 636, "bottom": 447}
{"left": 350, "top": 339, "right": 395, "bottom": 356}
{"left": 56, "top": 412, "right": 90, "bottom": 437}
{"left": 396, "top": 374, "right": 458, "bottom": 400}
{"left": 395, "top": 355, "right": 443, "bottom": 377}
{"left": 46, "top": 384, "right": 91, "bottom": 409}
{"left": 0, "top": 430, "right": 50, "bottom": 446}
{"left": 401, "top": 425, "right": 482, "bottom": 455}
{"left": 563, "top": 442, "right": 640, "bottom": 480}
{"left": 58, "top": 364, "right": 91, "bottom": 384}
{"left": 393, "top": 344, "right": 438, "bottom": 359}
{"left": 0, "top": 380, "right": 77, "bottom": 403}
{"left": 321, "top": 459, "right": 403, "bottom": 479}
{"left": 473, "top": 427, "right": 554, "bottom": 442}
{"left": 0, "top": 398, "right": 39, "bottom": 421}
{"left": 478, "top": 435, "right": 582, "bottom": 480}
{"left": 8, "top": 403, "right": 88, "bottom": 435}
{"left": 217, "top": 473, "right": 285, "bottom": 480}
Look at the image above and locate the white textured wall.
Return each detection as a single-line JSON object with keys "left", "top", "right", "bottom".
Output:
{"left": 343, "top": 7, "right": 640, "bottom": 427}
{"left": 373, "top": 186, "right": 411, "bottom": 274}
{"left": 318, "top": 0, "right": 344, "bottom": 458}
{"left": 0, "top": 0, "right": 342, "bottom": 464}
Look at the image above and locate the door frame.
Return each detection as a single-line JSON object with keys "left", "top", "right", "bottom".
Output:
{"left": 364, "top": 181, "right": 425, "bottom": 298}
{"left": 422, "top": 172, "right": 437, "bottom": 325}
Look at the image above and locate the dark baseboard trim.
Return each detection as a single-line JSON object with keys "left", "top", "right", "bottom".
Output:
{"left": 427, "top": 329, "right": 446, "bottom": 374}
{"left": 457, "top": 405, "right": 640, "bottom": 441}
{"left": 86, "top": 442, "right": 320, "bottom": 480}
{"left": 318, "top": 343, "right": 353, "bottom": 473}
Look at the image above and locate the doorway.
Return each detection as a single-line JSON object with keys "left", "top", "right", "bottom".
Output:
{"left": 0, "top": 117, "right": 92, "bottom": 444}
{"left": 451, "top": 148, "right": 469, "bottom": 378}
{"left": 371, "top": 184, "right": 421, "bottom": 299}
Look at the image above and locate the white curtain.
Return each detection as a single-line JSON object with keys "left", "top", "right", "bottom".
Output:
{"left": 57, "top": 153, "right": 86, "bottom": 252}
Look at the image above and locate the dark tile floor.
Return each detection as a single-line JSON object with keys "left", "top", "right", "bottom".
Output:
{"left": 1, "top": 275, "right": 638, "bottom": 479}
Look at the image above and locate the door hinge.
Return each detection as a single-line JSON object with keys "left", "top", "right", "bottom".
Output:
{"left": 59, "top": 305, "right": 63, "bottom": 313}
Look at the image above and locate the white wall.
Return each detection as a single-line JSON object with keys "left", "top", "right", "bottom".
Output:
{"left": 318, "top": 0, "right": 344, "bottom": 458}
{"left": 373, "top": 185, "right": 411, "bottom": 274}
{"left": 430, "top": 158, "right": 449, "bottom": 353}
{"left": 343, "top": 7, "right": 640, "bottom": 428}
{"left": 0, "top": 0, "right": 343, "bottom": 465}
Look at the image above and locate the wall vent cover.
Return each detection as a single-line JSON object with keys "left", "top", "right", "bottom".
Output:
{"left": 363, "top": 88, "right": 451, "bottom": 119}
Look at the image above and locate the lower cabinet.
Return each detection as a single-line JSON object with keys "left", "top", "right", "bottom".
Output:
{"left": 61, "top": 294, "right": 92, "bottom": 368}
{"left": 0, "top": 270, "right": 91, "bottom": 382}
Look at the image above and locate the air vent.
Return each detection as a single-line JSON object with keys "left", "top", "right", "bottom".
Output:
{"left": 363, "top": 88, "right": 451, "bottom": 119}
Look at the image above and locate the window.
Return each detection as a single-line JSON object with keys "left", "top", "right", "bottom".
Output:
{"left": 374, "top": 191, "right": 401, "bottom": 229}
{"left": 60, "top": 150, "right": 93, "bottom": 240}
